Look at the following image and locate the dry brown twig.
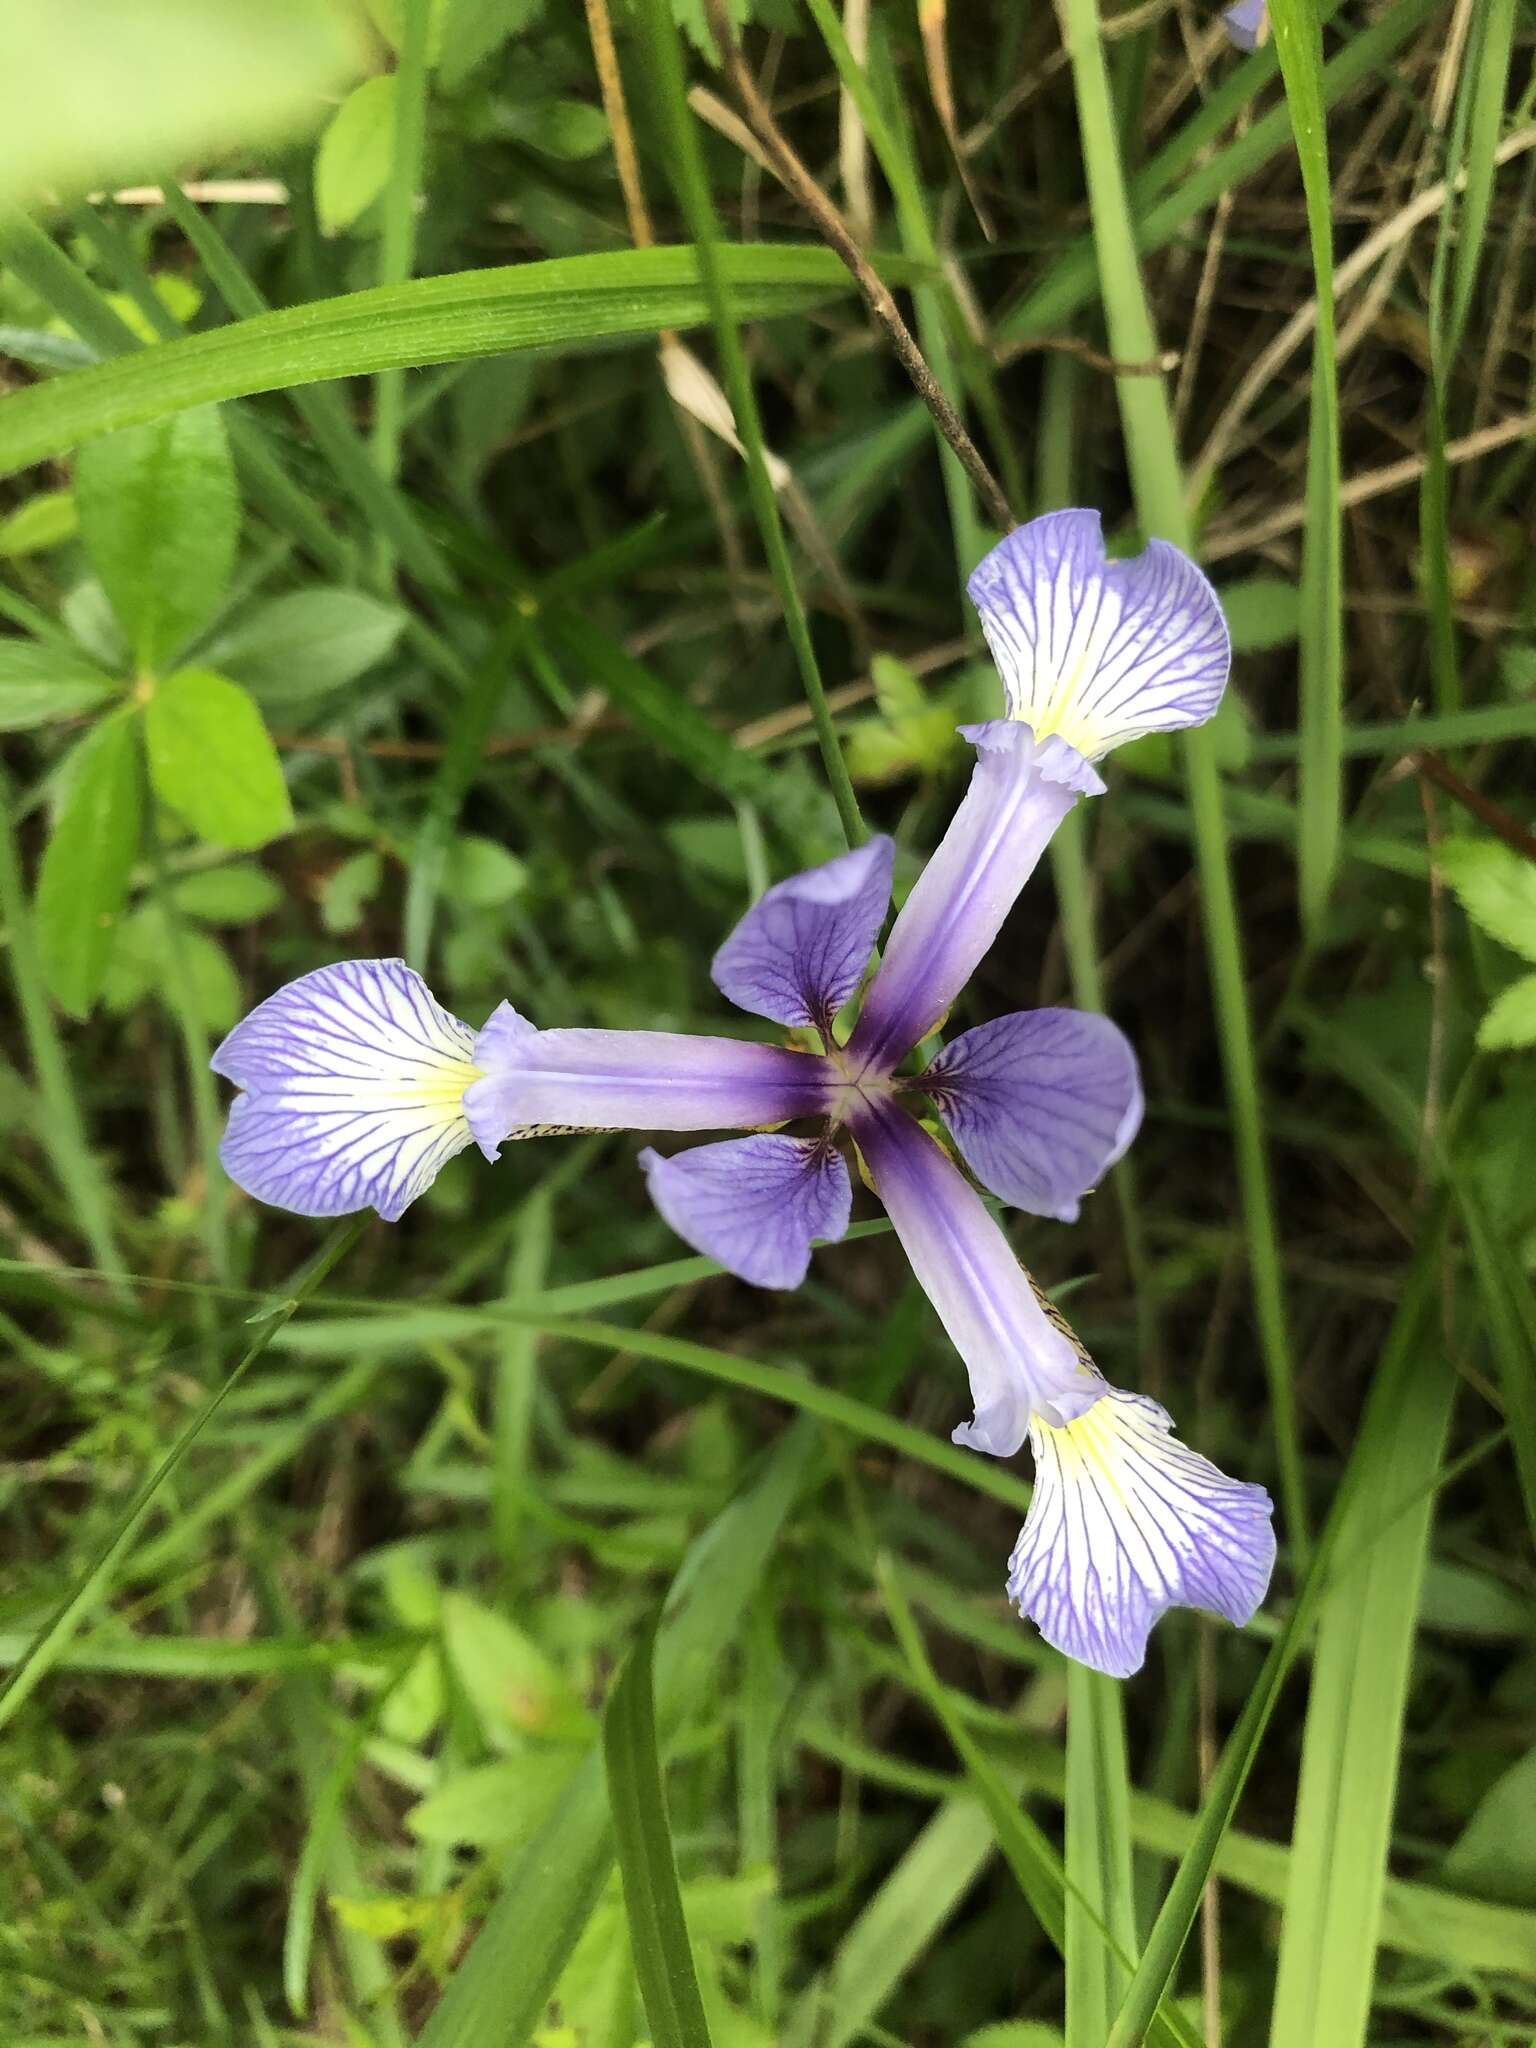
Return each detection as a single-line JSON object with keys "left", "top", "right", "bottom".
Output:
{"left": 700, "top": 0, "right": 1016, "bottom": 532}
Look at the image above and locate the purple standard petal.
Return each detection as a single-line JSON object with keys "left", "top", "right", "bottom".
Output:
{"left": 1008, "top": 1383, "right": 1276, "bottom": 1678}
{"left": 847, "top": 722, "right": 1102, "bottom": 1076}
{"left": 210, "top": 958, "right": 479, "bottom": 1221}
{"left": 852, "top": 1101, "right": 1100, "bottom": 1455}
{"left": 1222, "top": 0, "right": 1268, "bottom": 50}
{"left": 711, "top": 836, "right": 895, "bottom": 1033}
{"left": 967, "top": 510, "right": 1230, "bottom": 760}
{"left": 463, "top": 1008, "right": 834, "bottom": 1156}
{"left": 923, "top": 1007, "right": 1143, "bottom": 1222}
{"left": 640, "top": 1134, "right": 851, "bottom": 1288}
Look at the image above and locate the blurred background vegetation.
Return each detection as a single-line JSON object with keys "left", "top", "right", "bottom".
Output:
{"left": 1, "top": 0, "right": 1535, "bottom": 2043}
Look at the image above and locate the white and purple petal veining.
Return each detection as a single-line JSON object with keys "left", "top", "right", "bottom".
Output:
{"left": 711, "top": 836, "right": 895, "bottom": 1033}
{"left": 848, "top": 722, "right": 1102, "bottom": 1076}
{"left": 1222, "top": 0, "right": 1268, "bottom": 50}
{"left": 851, "top": 1100, "right": 1100, "bottom": 1454}
{"left": 463, "top": 1011, "right": 833, "bottom": 1156}
{"left": 924, "top": 1007, "right": 1143, "bottom": 1222}
{"left": 211, "top": 958, "right": 479, "bottom": 1221}
{"left": 967, "top": 510, "right": 1230, "bottom": 760}
{"left": 640, "top": 1133, "right": 852, "bottom": 1289}
{"left": 1008, "top": 1383, "right": 1276, "bottom": 1678}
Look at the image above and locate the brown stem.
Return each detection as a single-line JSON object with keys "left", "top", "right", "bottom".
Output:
{"left": 1414, "top": 750, "right": 1536, "bottom": 866}
{"left": 701, "top": 0, "right": 1015, "bottom": 534}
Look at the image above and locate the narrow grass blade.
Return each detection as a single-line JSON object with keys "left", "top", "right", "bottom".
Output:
{"left": 1056, "top": 0, "right": 1306, "bottom": 1561}
{"left": 1104, "top": 1225, "right": 1447, "bottom": 2047}
{"left": 603, "top": 1616, "right": 714, "bottom": 2048}
{"left": 1268, "top": 1286, "right": 1457, "bottom": 2045}
{"left": 1066, "top": 1666, "right": 1137, "bottom": 2046}
{"left": 494, "top": 1189, "right": 553, "bottom": 1575}
{"left": 0, "top": 243, "right": 890, "bottom": 479}
{"left": 0, "top": 1218, "right": 365, "bottom": 1735}
{"left": 1446, "top": 0, "right": 1519, "bottom": 358}
{"left": 1267, "top": 0, "right": 1343, "bottom": 939}
{"left": 402, "top": 612, "right": 526, "bottom": 969}
{"left": 634, "top": 0, "right": 864, "bottom": 847}
{"left": 877, "top": 1559, "right": 1201, "bottom": 2048}
{"left": 414, "top": 1423, "right": 819, "bottom": 2048}
{"left": 0, "top": 761, "right": 125, "bottom": 1286}
{"left": 790, "top": 1799, "right": 997, "bottom": 2048}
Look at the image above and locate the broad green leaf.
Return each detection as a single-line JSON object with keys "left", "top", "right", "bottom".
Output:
{"left": 209, "top": 588, "right": 407, "bottom": 706}
{"left": 0, "top": 486, "right": 77, "bottom": 556}
{"left": 101, "top": 904, "right": 241, "bottom": 1032}
{"left": 101, "top": 274, "right": 203, "bottom": 345}
{"left": 1437, "top": 837, "right": 1536, "bottom": 961}
{"left": 75, "top": 407, "right": 238, "bottom": 668}
{"left": 170, "top": 863, "right": 283, "bottom": 925}
{"left": 502, "top": 98, "right": 610, "bottom": 161}
{"left": 0, "top": 246, "right": 901, "bottom": 482}
{"left": 35, "top": 713, "right": 140, "bottom": 1016}
{"left": 1478, "top": 973, "right": 1536, "bottom": 1051}
{"left": 440, "top": 1591, "right": 592, "bottom": 1748}
{"left": 438, "top": 0, "right": 541, "bottom": 91}
{"left": 320, "top": 848, "right": 383, "bottom": 935}
{"left": 1219, "top": 575, "right": 1301, "bottom": 651}
{"left": 62, "top": 578, "right": 128, "bottom": 669}
{"left": 144, "top": 668, "right": 293, "bottom": 850}
{"left": 407, "top": 1756, "right": 579, "bottom": 1849}
{"left": 444, "top": 834, "right": 527, "bottom": 908}
{"left": 0, "top": 0, "right": 365, "bottom": 208}
{"left": 0, "top": 637, "right": 117, "bottom": 729}
{"left": 1441, "top": 1748, "right": 1536, "bottom": 1906}
{"left": 316, "top": 74, "right": 398, "bottom": 235}
{"left": 603, "top": 1619, "right": 714, "bottom": 2048}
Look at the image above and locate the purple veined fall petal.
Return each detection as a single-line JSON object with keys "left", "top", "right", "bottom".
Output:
{"left": 462, "top": 1001, "right": 835, "bottom": 1157}
{"left": 711, "top": 836, "right": 895, "bottom": 1034}
{"left": 1007, "top": 1382, "right": 1276, "bottom": 1677}
{"left": 639, "top": 1132, "right": 852, "bottom": 1289}
{"left": 967, "top": 509, "right": 1230, "bottom": 759}
{"left": 210, "top": 958, "right": 480, "bottom": 1222}
{"left": 847, "top": 721, "right": 1102, "bottom": 1076}
{"left": 922, "top": 1007, "right": 1143, "bottom": 1222}
{"left": 850, "top": 1099, "right": 1100, "bottom": 1455}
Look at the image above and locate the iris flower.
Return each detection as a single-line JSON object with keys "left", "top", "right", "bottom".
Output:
{"left": 212, "top": 511, "right": 1274, "bottom": 1677}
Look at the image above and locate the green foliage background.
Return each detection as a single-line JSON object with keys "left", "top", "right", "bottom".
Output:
{"left": 1, "top": 1, "right": 1534, "bottom": 2043}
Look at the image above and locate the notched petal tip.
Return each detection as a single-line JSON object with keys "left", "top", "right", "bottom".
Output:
{"left": 966, "top": 509, "right": 1231, "bottom": 762}
{"left": 212, "top": 958, "right": 480, "bottom": 1222}
{"left": 956, "top": 718, "right": 1106, "bottom": 799}
{"left": 711, "top": 836, "right": 895, "bottom": 1031}
{"left": 1007, "top": 1386, "right": 1276, "bottom": 1678}
{"left": 640, "top": 1133, "right": 852, "bottom": 1290}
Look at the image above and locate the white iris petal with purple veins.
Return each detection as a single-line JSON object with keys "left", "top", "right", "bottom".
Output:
{"left": 967, "top": 509, "right": 1230, "bottom": 761}
{"left": 1008, "top": 1384, "right": 1276, "bottom": 1677}
{"left": 211, "top": 959, "right": 485, "bottom": 1222}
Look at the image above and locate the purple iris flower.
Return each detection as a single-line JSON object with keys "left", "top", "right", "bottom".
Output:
{"left": 210, "top": 509, "right": 1273, "bottom": 1677}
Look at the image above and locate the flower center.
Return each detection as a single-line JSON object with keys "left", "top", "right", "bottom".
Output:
{"left": 822, "top": 1045, "right": 895, "bottom": 1128}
